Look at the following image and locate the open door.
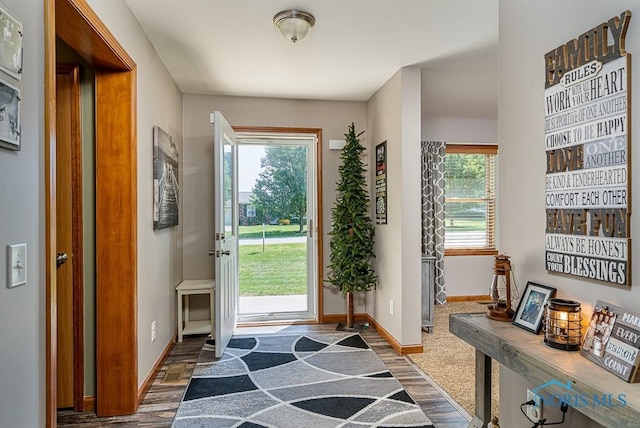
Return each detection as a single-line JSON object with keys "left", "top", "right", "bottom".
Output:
{"left": 212, "top": 111, "right": 239, "bottom": 358}
{"left": 56, "top": 63, "right": 84, "bottom": 411}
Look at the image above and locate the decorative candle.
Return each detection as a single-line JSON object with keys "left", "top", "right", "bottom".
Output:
{"left": 544, "top": 299, "right": 582, "bottom": 351}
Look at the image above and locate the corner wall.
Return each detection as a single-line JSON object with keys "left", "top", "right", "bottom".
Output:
{"left": 367, "top": 67, "right": 422, "bottom": 346}
{"left": 499, "top": 2, "right": 640, "bottom": 426}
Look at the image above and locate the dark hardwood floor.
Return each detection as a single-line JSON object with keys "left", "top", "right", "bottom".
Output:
{"left": 58, "top": 324, "right": 470, "bottom": 428}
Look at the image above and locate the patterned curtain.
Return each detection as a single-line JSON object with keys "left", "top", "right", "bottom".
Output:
{"left": 421, "top": 141, "right": 447, "bottom": 304}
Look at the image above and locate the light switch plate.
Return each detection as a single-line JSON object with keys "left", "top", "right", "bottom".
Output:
{"left": 7, "top": 243, "right": 26, "bottom": 288}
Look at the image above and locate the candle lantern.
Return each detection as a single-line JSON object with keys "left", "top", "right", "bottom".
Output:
{"left": 486, "top": 254, "right": 516, "bottom": 321}
{"left": 544, "top": 298, "right": 582, "bottom": 351}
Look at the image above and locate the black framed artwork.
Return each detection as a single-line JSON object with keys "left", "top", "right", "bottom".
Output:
{"left": 0, "top": 4, "right": 23, "bottom": 80}
{"left": 153, "top": 126, "right": 179, "bottom": 230}
{"left": 375, "top": 141, "right": 387, "bottom": 224}
{"left": 0, "top": 76, "right": 20, "bottom": 151}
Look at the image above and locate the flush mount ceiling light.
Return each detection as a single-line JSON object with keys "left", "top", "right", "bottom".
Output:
{"left": 273, "top": 10, "right": 315, "bottom": 43}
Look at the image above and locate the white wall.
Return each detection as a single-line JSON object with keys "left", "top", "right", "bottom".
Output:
{"left": 422, "top": 117, "right": 497, "bottom": 143}
{"left": 0, "top": 1, "right": 44, "bottom": 426}
{"left": 423, "top": 117, "right": 499, "bottom": 297}
{"left": 182, "top": 94, "right": 367, "bottom": 316}
{"left": 500, "top": 2, "right": 639, "bottom": 427}
{"left": 84, "top": 0, "right": 185, "bottom": 388}
{"left": 367, "top": 67, "right": 423, "bottom": 346}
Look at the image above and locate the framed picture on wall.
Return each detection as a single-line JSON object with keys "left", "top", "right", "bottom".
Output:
{"left": 153, "top": 126, "right": 179, "bottom": 230}
{"left": 375, "top": 141, "right": 387, "bottom": 224}
{"left": 0, "top": 4, "right": 23, "bottom": 80}
{"left": 512, "top": 281, "right": 556, "bottom": 334}
{"left": 0, "top": 76, "right": 20, "bottom": 150}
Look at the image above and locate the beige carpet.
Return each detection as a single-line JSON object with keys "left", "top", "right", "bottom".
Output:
{"left": 409, "top": 301, "right": 500, "bottom": 418}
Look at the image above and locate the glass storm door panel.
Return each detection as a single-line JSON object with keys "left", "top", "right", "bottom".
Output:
{"left": 236, "top": 137, "right": 317, "bottom": 323}
{"left": 212, "top": 111, "right": 238, "bottom": 358}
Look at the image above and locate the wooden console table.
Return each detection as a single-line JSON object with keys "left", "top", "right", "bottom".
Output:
{"left": 176, "top": 279, "right": 215, "bottom": 342}
{"left": 450, "top": 313, "right": 640, "bottom": 427}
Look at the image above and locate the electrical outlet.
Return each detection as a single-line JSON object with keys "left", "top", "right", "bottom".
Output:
{"left": 7, "top": 243, "right": 27, "bottom": 288}
{"left": 527, "top": 389, "right": 543, "bottom": 421}
{"left": 389, "top": 300, "right": 394, "bottom": 316}
{"left": 151, "top": 320, "right": 157, "bottom": 342}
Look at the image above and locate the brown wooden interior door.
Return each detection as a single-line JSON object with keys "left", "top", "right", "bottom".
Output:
{"left": 55, "top": 64, "right": 82, "bottom": 410}
{"left": 49, "top": 1, "right": 138, "bottom": 421}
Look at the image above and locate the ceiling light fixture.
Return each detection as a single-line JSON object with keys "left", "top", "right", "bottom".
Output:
{"left": 273, "top": 10, "right": 315, "bottom": 43}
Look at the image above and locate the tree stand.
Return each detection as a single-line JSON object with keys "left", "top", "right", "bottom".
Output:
{"left": 336, "top": 292, "right": 367, "bottom": 332}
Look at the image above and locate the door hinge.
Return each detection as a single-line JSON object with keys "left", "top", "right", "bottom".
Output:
{"left": 209, "top": 113, "right": 215, "bottom": 124}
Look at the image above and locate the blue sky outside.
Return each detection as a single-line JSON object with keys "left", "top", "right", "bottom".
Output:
{"left": 238, "top": 144, "right": 265, "bottom": 192}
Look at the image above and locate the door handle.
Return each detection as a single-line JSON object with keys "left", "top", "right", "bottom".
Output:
{"left": 209, "top": 250, "right": 231, "bottom": 257}
{"left": 56, "top": 252, "right": 68, "bottom": 267}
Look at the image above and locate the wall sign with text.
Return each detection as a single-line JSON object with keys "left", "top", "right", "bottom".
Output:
{"left": 544, "top": 11, "right": 632, "bottom": 286}
{"left": 375, "top": 141, "right": 387, "bottom": 224}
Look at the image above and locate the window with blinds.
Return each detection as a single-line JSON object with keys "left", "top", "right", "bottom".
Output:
{"left": 445, "top": 144, "right": 497, "bottom": 255}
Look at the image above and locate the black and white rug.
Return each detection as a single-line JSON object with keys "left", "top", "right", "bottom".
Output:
{"left": 172, "top": 333, "right": 435, "bottom": 428}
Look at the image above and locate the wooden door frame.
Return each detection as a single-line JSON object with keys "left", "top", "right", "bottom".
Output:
{"left": 55, "top": 63, "right": 85, "bottom": 411}
{"left": 232, "top": 126, "right": 324, "bottom": 322}
{"left": 46, "top": 0, "right": 138, "bottom": 424}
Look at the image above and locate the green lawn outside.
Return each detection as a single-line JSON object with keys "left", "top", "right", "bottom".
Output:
{"left": 239, "top": 243, "right": 306, "bottom": 296}
{"left": 239, "top": 224, "right": 306, "bottom": 240}
{"left": 445, "top": 218, "right": 486, "bottom": 231}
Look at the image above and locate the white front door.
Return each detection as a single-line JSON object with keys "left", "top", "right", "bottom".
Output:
{"left": 212, "top": 111, "right": 238, "bottom": 358}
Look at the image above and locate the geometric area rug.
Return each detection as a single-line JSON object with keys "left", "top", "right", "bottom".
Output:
{"left": 172, "top": 333, "right": 435, "bottom": 428}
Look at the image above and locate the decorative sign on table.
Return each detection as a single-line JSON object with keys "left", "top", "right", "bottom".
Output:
{"left": 544, "top": 11, "right": 632, "bottom": 286}
{"left": 375, "top": 141, "right": 387, "bottom": 225}
{"left": 581, "top": 300, "right": 640, "bottom": 382}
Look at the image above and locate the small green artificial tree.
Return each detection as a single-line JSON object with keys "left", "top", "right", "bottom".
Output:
{"left": 327, "top": 123, "right": 377, "bottom": 328}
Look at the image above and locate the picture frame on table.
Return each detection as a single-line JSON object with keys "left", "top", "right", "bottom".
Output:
{"left": 512, "top": 281, "right": 557, "bottom": 334}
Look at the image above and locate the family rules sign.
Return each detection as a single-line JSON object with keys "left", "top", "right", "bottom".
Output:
{"left": 545, "top": 11, "right": 632, "bottom": 286}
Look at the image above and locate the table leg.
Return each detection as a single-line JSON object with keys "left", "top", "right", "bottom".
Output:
{"left": 177, "top": 292, "right": 184, "bottom": 342}
{"left": 475, "top": 349, "right": 492, "bottom": 424}
{"left": 184, "top": 293, "right": 190, "bottom": 324}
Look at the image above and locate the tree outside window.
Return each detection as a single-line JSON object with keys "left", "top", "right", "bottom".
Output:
{"left": 251, "top": 146, "right": 307, "bottom": 233}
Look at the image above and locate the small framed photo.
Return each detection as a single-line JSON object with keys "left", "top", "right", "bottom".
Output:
{"left": 512, "top": 281, "right": 557, "bottom": 334}
{"left": 0, "top": 76, "right": 20, "bottom": 150}
{"left": 0, "top": 4, "right": 23, "bottom": 79}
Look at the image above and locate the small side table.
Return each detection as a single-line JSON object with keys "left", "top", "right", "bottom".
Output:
{"left": 176, "top": 279, "right": 215, "bottom": 342}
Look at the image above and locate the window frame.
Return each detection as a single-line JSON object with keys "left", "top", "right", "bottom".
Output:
{"left": 444, "top": 144, "right": 498, "bottom": 257}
